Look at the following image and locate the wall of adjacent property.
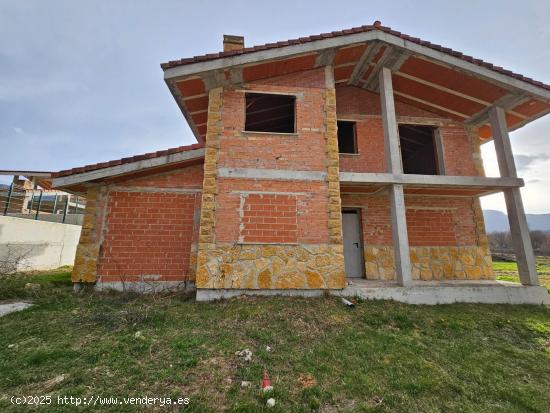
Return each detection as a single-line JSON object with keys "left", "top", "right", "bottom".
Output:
{"left": 0, "top": 216, "right": 81, "bottom": 271}
{"left": 71, "top": 164, "right": 203, "bottom": 286}
{"left": 195, "top": 68, "right": 346, "bottom": 290}
{"left": 337, "top": 86, "right": 492, "bottom": 281}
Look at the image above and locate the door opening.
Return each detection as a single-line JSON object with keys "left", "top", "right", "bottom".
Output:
{"left": 342, "top": 209, "right": 365, "bottom": 278}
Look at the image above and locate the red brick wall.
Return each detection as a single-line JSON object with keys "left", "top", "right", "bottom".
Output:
{"left": 96, "top": 164, "right": 203, "bottom": 282}
{"left": 219, "top": 69, "right": 328, "bottom": 172}
{"left": 215, "top": 179, "right": 328, "bottom": 244}
{"left": 341, "top": 193, "right": 479, "bottom": 247}
{"left": 214, "top": 68, "right": 331, "bottom": 246}
{"left": 335, "top": 86, "right": 477, "bottom": 176}
{"left": 240, "top": 194, "right": 298, "bottom": 243}
{"left": 98, "top": 191, "right": 197, "bottom": 281}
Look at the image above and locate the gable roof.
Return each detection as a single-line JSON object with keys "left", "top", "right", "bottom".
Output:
{"left": 162, "top": 21, "right": 550, "bottom": 142}
{"left": 162, "top": 22, "right": 550, "bottom": 92}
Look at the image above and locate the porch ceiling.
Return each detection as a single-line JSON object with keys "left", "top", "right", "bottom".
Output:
{"left": 163, "top": 23, "right": 550, "bottom": 143}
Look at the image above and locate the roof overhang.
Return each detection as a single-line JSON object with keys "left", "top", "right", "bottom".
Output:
{"left": 163, "top": 28, "right": 550, "bottom": 142}
{"left": 52, "top": 147, "right": 205, "bottom": 193}
{"left": 0, "top": 170, "right": 53, "bottom": 190}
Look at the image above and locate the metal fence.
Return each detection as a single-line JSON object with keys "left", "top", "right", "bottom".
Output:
{"left": 0, "top": 183, "right": 85, "bottom": 225}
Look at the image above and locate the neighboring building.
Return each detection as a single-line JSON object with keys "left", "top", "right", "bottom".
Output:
{"left": 52, "top": 22, "right": 550, "bottom": 304}
{"left": 0, "top": 172, "right": 84, "bottom": 272}
{"left": 0, "top": 171, "right": 85, "bottom": 225}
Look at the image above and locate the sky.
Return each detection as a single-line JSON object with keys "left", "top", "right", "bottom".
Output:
{"left": 1, "top": 0, "right": 549, "bottom": 213}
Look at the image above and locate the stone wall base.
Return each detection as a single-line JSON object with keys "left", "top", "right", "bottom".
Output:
{"left": 196, "top": 243, "right": 345, "bottom": 289}
{"left": 337, "top": 282, "right": 549, "bottom": 305}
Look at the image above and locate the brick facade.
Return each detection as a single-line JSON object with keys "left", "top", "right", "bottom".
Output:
{"left": 71, "top": 69, "right": 493, "bottom": 289}
{"left": 195, "top": 68, "right": 345, "bottom": 290}
{"left": 71, "top": 164, "right": 203, "bottom": 286}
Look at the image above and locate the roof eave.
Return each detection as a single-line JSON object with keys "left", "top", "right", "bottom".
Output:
{"left": 52, "top": 147, "right": 205, "bottom": 188}
{"left": 163, "top": 30, "right": 550, "bottom": 102}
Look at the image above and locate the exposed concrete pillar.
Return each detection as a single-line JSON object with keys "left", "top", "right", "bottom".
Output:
{"left": 489, "top": 106, "right": 538, "bottom": 286}
{"left": 379, "top": 67, "right": 412, "bottom": 287}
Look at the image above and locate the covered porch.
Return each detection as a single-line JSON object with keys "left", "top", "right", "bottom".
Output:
{"left": 336, "top": 66, "right": 547, "bottom": 304}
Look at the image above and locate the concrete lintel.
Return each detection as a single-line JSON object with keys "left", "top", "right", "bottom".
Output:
{"left": 52, "top": 148, "right": 205, "bottom": 188}
{"left": 108, "top": 186, "right": 202, "bottom": 194}
{"left": 339, "top": 172, "right": 524, "bottom": 188}
{"left": 218, "top": 167, "right": 326, "bottom": 181}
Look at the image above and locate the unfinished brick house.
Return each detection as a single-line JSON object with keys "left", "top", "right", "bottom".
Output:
{"left": 52, "top": 22, "right": 550, "bottom": 304}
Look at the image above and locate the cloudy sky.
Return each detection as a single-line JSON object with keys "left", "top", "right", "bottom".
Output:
{"left": 1, "top": 0, "right": 549, "bottom": 213}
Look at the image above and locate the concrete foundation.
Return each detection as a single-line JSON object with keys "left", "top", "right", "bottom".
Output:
{"left": 198, "top": 281, "right": 548, "bottom": 304}
{"left": 94, "top": 280, "right": 196, "bottom": 294}
{"left": 196, "top": 288, "right": 326, "bottom": 301}
{"left": 337, "top": 279, "right": 549, "bottom": 305}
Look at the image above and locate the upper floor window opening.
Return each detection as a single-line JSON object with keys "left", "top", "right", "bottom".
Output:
{"left": 245, "top": 93, "right": 296, "bottom": 133}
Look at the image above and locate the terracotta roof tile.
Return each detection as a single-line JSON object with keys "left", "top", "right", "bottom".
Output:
{"left": 53, "top": 142, "right": 205, "bottom": 178}
{"left": 163, "top": 23, "right": 549, "bottom": 91}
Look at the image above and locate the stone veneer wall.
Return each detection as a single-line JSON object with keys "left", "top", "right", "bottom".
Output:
{"left": 365, "top": 245, "right": 493, "bottom": 281}
{"left": 71, "top": 186, "right": 106, "bottom": 282}
{"left": 197, "top": 244, "right": 344, "bottom": 289}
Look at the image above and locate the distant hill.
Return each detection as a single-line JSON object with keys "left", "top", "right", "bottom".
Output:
{"left": 483, "top": 209, "right": 550, "bottom": 233}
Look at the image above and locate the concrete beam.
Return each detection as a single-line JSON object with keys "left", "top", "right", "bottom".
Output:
{"left": 379, "top": 67, "right": 403, "bottom": 175}
{"left": 489, "top": 106, "right": 539, "bottom": 286}
{"left": 366, "top": 48, "right": 404, "bottom": 92}
{"left": 52, "top": 148, "right": 205, "bottom": 188}
{"left": 348, "top": 43, "right": 378, "bottom": 85}
{"left": 218, "top": 167, "right": 326, "bottom": 181}
{"left": 339, "top": 172, "right": 524, "bottom": 188}
{"left": 466, "top": 94, "right": 529, "bottom": 127}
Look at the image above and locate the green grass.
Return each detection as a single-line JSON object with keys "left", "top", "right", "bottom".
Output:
{"left": 494, "top": 257, "right": 550, "bottom": 293}
{"left": 0, "top": 270, "right": 549, "bottom": 412}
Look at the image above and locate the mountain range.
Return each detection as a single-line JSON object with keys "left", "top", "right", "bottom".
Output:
{"left": 483, "top": 210, "right": 550, "bottom": 233}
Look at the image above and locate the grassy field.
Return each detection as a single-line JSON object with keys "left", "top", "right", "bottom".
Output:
{"left": 494, "top": 256, "right": 550, "bottom": 292}
{"left": 0, "top": 270, "right": 549, "bottom": 412}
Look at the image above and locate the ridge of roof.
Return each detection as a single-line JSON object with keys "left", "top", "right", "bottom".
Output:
{"left": 160, "top": 22, "right": 550, "bottom": 92}
{"left": 52, "top": 142, "right": 205, "bottom": 178}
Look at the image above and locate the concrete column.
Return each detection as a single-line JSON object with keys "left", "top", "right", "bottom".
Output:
{"left": 379, "top": 67, "right": 412, "bottom": 287}
{"left": 489, "top": 106, "right": 538, "bottom": 286}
